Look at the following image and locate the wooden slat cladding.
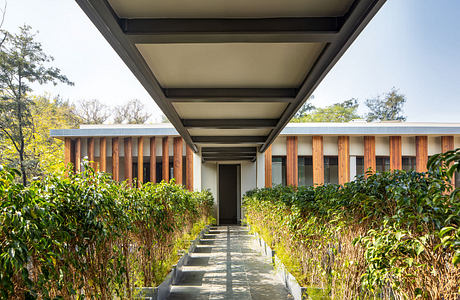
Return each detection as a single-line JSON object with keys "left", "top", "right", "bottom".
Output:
{"left": 100, "top": 137, "right": 107, "bottom": 172}
{"left": 415, "top": 136, "right": 428, "bottom": 172}
{"left": 264, "top": 145, "right": 272, "bottom": 188}
{"left": 389, "top": 136, "right": 402, "bottom": 170}
{"left": 137, "top": 137, "right": 144, "bottom": 187}
{"left": 124, "top": 137, "right": 133, "bottom": 185}
{"left": 64, "top": 137, "right": 72, "bottom": 167}
{"left": 87, "top": 137, "right": 95, "bottom": 170}
{"left": 173, "top": 137, "right": 183, "bottom": 185}
{"left": 112, "top": 138, "right": 119, "bottom": 181}
{"left": 312, "top": 136, "right": 324, "bottom": 186}
{"left": 150, "top": 137, "right": 156, "bottom": 183}
{"left": 441, "top": 136, "right": 455, "bottom": 187}
{"left": 75, "top": 138, "right": 81, "bottom": 173}
{"left": 186, "top": 145, "right": 194, "bottom": 191}
{"left": 162, "top": 137, "right": 169, "bottom": 182}
{"left": 338, "top": 136, "right": 350, "bottom": 185}
{"left": 286, "top": 136, "right": 298, "bottom": 187}
{"left": 364, "top": 136, "right": 376, "bottom": 175}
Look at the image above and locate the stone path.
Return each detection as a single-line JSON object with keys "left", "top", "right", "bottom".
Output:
{"left": 168, "top": 226, "right": 292, "bottom": 300}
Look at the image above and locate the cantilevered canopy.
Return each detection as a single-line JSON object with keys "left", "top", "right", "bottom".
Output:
{"left": 76, "top": 0, "right": 386, "bottom": 161}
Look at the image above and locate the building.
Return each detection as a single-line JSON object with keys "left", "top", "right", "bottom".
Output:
{"left": 52, "top": 122, "right": 460, "bottom": 224}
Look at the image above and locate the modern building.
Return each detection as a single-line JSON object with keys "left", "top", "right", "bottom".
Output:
{"left": 52, "top": 122, "right": 460, "bottom": 224}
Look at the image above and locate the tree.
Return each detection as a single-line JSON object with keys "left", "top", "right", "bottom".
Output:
{"left": 294, "top": 95, "right": 315, "bottom": 119}
{"left": 0, "top": 26, "right": 72, "bottom": 185}
{"left": 365, "top": 88, "right": 406, "bottom": 122}
{"left": 74, "top": 99, "right": 110, "bottom": 124}
{"left": 291, "top": 98, "right": 360, "bottom": 123}
{"left": 113, "top": 99, "right": 151, "bottom": 124}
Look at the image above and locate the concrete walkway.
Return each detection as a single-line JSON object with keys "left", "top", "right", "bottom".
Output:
{"left": 168, "top": 226, "right": 292, "bottom": 300}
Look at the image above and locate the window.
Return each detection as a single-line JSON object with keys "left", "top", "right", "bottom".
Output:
{"left": 356, "top": 156, "right": 364, "bottom": 176}
{"left": 402, "top": 156, "right": 416, "bottom": 171}
{"left": 376, "top": 156, "right": 390, "bottom": 173}
{"left": 324, "top": 156, "right": 338, "bottom": 184}
{"left": 272, "top": 156, "right": 286, "bottom": 186}
{"left": 133, "top": 162, "right": 150, "bottom": 184}
{"left": 298, "top": 156, "right": 313, "bottom": 186}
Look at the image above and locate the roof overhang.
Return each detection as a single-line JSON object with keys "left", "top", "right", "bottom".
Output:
{"left": 75, "top": 0, "right": 387, "bottom": 158}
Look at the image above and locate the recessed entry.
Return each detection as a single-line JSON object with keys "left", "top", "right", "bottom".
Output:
{"left": 137, "top": 43, "right": 324, "bottom": 88}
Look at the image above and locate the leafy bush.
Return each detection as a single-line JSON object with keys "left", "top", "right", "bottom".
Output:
{"left": 244, "top": 168, "right": 459, "bottom": 299}
{"left": 0, "top": 164, "right": 214, "bottom": 299}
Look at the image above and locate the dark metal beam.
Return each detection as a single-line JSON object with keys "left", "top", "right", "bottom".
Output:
{"left": 192, "top": 136, "right": 267, "bottom": 144}
{"left": 183, "top": 119, "right": 278, "bottom": 129}
{"left": 165, "top": 88, "right": 296, "bottom": 102}
{"left": 260, "top": 0, "right": 387, "bottom": 152}
{"left": 203, "top": 156, "right": 256, "bottom": 162}
{"left": 75, "top": 0, "right": 198, "bottom": 153}
{"left": 202, "top": 152, "right": 256, "bottom": 157}
{"left": 121, "top": 17, "right": 342, "bottom": 44}
{"left": 202, "top": 147, "right": 258, "bottom": 153}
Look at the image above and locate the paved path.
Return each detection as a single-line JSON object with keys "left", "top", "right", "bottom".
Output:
{"left": 168, "top": 226, "right": 292, "bottom": 300}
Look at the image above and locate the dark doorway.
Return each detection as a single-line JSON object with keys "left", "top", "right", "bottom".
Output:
{"left": 218, "top": 164, "right": 239, "bottom": 224}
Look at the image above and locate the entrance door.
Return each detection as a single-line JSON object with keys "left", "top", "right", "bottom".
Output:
{"left": 218, "top": 164, "right": 239, "bottom": 224}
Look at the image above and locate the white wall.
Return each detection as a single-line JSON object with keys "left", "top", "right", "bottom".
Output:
{"left": 298, "top": 136, "right": 312, "bottom": 155}
{"left": 375, "top": 136, "right": 389, "bottom": 156}
{"left": 323, "top": 136, "right": 338, "bottom": 156}
{"left": 272, "top": 136, "right": 286, "bottom": 155}
{"left": 256, "top": 151, "right": 265, "bottom": 188}
{"left": 350, "top": 136, "right": 364, "bottom": 156}
{"left": 402, "top": 137, "right": 416, "bottom": 156}
{"left": 193, "top": 151, "right": 202, "bottom": 191}
{"left": 201, "top": 162, "right": 218, "bottom": 218}
{"left": 428, "top": 137, "right": 441, "bottom": 156}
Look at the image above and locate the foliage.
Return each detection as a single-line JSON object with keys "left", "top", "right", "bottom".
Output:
{"left": 291, "top": 99, "right": 360, "bottom": 123}
{"left": 113, "top": 99, "right": 151, "bottom": 124}
{"left": 0, "top": 25, "right": 72, "bottom": 185}
{"left": 294, "top": 95, "right": 316, "bottom": 119}
{"left": 244, "top": 168, "right": 459, "bottom": 299}
{"left": 74, "top": 98, "right": 110, "bottom": 124}
{"left": 365, "top": 88, "right": 406, "bottom": 122}
{"left": 0, "top": 163, "right": 214, "bottom": 299}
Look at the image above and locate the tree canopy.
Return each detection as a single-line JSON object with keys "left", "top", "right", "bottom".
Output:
{"left": 113, "top": 99, "right": 151, "bottom": 124}
{"left": 365, "top": 88, "right": 406, "bottom": 122}
{"left": 291, "top": 99, "right": 360, "bottom": 123}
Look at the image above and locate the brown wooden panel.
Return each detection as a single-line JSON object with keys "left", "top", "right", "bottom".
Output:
{"left": 75, "top": 138, "right": 81, "bottom": 173}
{"left": 186, "top": 145, "right": 193, "bottom": 191}
{"left": 415, "top": 136, "right": 428, "bottom": 172}
{"left": 87, "top": 137, "right": 95, "bottom": 170}
{"left": 162, "top": 137, "right": 169, "bottom": 182}
{"left": 64, "top": 137, "right": 71, "bottom": 167}
{"left": 173, "top": 137, "right": 183, "bottom": 185}
{"left": 137, "top": 137, "right": 144, "bottom": 187}
{"left": 312, "top": 136, "right": 324, "bottom": 185}
{"left": 150, "top": 137, "right": 156, "bottom": 183}
{"left": 286, "top": 136, "right": 298, "bottom": 187}
{"left": 100, "top": 137, "right": 107, "bottom": 172}
{"left": 364, "top": 136, "right": 376, "bottom": 175}
{"left": 112, "top": 138, "right": 119, "bottom": 181}
{"left": 338, "top": 136, "right": 350, "bottom": 185}
{"left": 124, "top": 137, "right": 133, "bottom": 185}
{"left": 389, "top": 136, "right": 402, "bottom": 170}
{"left": 441, "top": 136, "right": 455, "bottom": 186}
{"left": 264, "top": 145, "right": 272, "bottom": 188}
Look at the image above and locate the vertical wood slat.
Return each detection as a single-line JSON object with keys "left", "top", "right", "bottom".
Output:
{"left": 312, "top": 136, "right": 324, "bottom": 185}
{"left": 389, "top": 136, "right": 402, "bottom": 170}
{"left": 64, "top": 137, "right": 72, "bottom": 167}
{"left": 75, "top": 138, "right": 81, "bottom": 173}
{"left": 338, "top": 136, "right": 350, "bottom": 185}
{"left": 112, "top": 138, "right": 119, "bottom": 181}
{"left": 364, "top": 136, "right": 376, "bottom": 175}
{"left": 441, "top": 136, "right": 455, "bottom": 186}
{"left": 124, "top": 137, "right": 133, "bottom": 185}
{"left": 100, "top": 137, "right": 107, "bottom": 172}
{"left": 264, "top": 145, "right": 272, "bottom": 188}
{"left": 137, "top": 137, "right": 144, "bottom": 187}
{"left": 286, "top": 136, "right": 298, "bottom": 187}
{"left": 186, "top": 145, "right": 194, "bottom": 191}
{"left": 162, "top": 137, "right": 169, "bottom": 182}
{"left": 150, "top": 137, "right": 156, "bottom": 183}
{"left": 87, "top": 137, "right": 95, "bottom": 170}
{"left": 415, "top": 136, "right": 428, "bottom": 172}
{"left": 173, "top": 137, "right": 183, "bottom": 185}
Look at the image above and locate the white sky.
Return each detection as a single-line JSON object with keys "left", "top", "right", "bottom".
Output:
{"left": 3, "top": 0, "right": 460, "bottom": 122}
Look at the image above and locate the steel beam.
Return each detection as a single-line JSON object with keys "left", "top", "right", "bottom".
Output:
{"left": 192, "top": 136, "right": 266, "bottom": 144}
{"left": 182, "top": 119, "right": 278, "bottom": 129}
{"left": 202, "top": 147, "right": 258, "bottom": 153}
{"left": 165, "top": 88, "right": 296, "bottom": 102}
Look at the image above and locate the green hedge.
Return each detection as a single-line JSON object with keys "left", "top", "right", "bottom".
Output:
{"left": 0, "top": 165, "right": 214, "bottom": 299}
{"left": 244, "top": 169, "right": 459, "bottom": 299}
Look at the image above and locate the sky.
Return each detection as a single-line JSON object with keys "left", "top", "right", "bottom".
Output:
{"left": 2, "top": 0, "right": 460, "bottom": 122}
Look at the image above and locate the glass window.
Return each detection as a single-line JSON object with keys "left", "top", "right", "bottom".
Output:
{"left": 272, "top": 156, "right": 286, "bottom": 186}
{"left": 376, "top": 156, "right": 390, "bottom": 173}
{"left": 402, "top": 156, "right": 416, "bottom": 171}
{"left": 356, "top": 156, "right": 364, "bottom": 176}
{"left": 324, "top": 156, "right": 338, "bottom": 184}
{"left": 298, "top": 156, "right": 313, "bottom": 186}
